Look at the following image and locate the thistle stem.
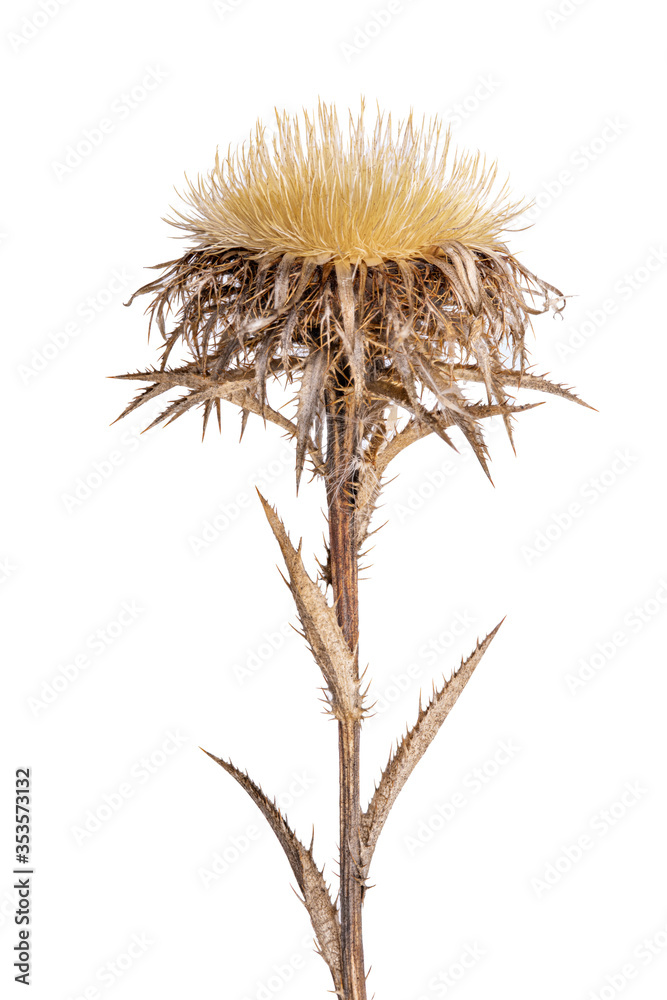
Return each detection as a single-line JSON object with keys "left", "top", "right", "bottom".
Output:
{"left": 325, "top": 382, "right": 367, "bottom": 1000}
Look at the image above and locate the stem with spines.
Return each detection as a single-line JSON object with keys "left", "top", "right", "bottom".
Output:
{"left": 325, "top": 376, "right": 367, "bottom": 1000}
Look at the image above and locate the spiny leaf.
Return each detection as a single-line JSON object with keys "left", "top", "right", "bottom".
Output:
{"left": 334, "top": 259, "right": 363, "bottom": 397}
{"left": 411, "top": 354, "right": 468, "bottom": 418}
{"left": 113, "top": 366, "right": 254, "bottom": 392}
{"left": 388, "top": 349, "right": 458, "bottom": 454}
{"left": 257, "top": 492, "right": 362, "bottom": 722}
{"left": 411, "top": 352, "right": 494, "bottom": 477}
{"left": 295, "top": 350, "right": 327, "bottom": 490}
{"left": 373, "top": 402, "right": 542, "bottom": 480}
{"left": 113, "top": 366, "right": 326, "bottom": 472}
{"left": 469, "top": 323, "right": 516, "bottom": 451}
{"left": 360, "top": 621, "right": 504, "bottom": 871}
{"left": 421, "top": 251, "right": 471, "bottom": 311}
{"left": 274, "top": 251, "right": 297, "bottom": 309}
{"left": 448, "top": 364, "right": 595, "bottom": 409}
{"left": 448, "top": 240, "right": 483, "bottom": 311}
{"left": 110, "top": 380, "right": 174, "bottom": 424}
{"left": 201, "top": 749, "right": 342, "bottom": 992}
{"left": 253, "top": 335, "right": 275, "bottom": 413}
{"left": 447, "top": 410, "right": 493, "bottom": 482}
{"left": 144, "top": 388, "right": 217, "bottom": 430}
{"left": 119, "top": 213, "right": 577, "bottom": 482}
{"left": 201, "top": 398, "right": 215, "bottom": 440}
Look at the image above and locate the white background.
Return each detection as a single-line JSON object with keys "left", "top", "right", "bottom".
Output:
{"left": 2, "top": 1, "right": 666, "bottom": 999}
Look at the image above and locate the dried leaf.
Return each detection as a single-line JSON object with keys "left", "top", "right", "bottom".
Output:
{"left": 258, "top": 493, "right": 362, "bottom": 722}
{"left": 110, "top": 380, "right": 174, "bottom": 424}
{"left": 360, "top": 622, "right": 504, "bottom": 871}
{"left": 201, "top": 750, "right": 342, "bottom": 992}
{"left": 412, "top": 355, "right": 492, "bottom": 480}
{"left": 274, "top": 252, "right": 297, "bottom": 309}
{"left": 295, "top": 350, "right": 327, "bottom": 489}
{"left": 119, "top": 229, "right": 577, "bottom": 484}
{"left": 143, "top": 388, "right": 215, "bottom": 430}
{"left": 448, "top": 365, "right": 594, "bottom": 409}
{"left": 469, "top": 321, "right": 516, "bottom": 451}
{"left": 113, "top": 366, "right": 326, "bottom": 473}
{"left": 334, "top": 259, "right": 363, "bottom": 396}
{"left": 389, "top": 348, "right": 458, "bottom": 454}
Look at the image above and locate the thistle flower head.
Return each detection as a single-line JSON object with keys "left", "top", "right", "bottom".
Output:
{"left": 170, "top": 100, "right": 523, "bottom": 264}
{"left": 117, "top": 100, "right": 586, "bottom": 486}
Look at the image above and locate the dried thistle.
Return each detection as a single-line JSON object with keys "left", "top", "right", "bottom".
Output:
{"left": 116, "top": 100, "right": 588, "bottom": 1000}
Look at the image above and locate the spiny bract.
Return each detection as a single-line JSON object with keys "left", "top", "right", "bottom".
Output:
{"left": 116, "top": 100, "right": 588, "bottom": 487}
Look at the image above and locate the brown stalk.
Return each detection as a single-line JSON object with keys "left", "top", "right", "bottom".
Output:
{"left": 324, "top": 373, "right": 367, "bottom": 1000}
